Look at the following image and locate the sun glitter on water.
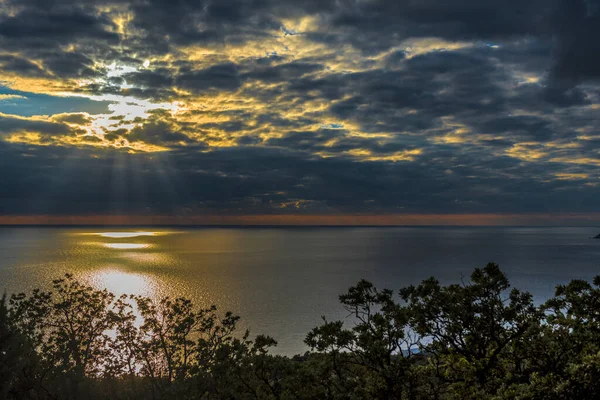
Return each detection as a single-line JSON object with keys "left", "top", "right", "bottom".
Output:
{"left": 97, "top": 232, "right": 157, "bottom": 239}
{"left": 103, "top": 243, "right": 150, "bottom": 250}
{"left": 87, "top": 269, "right": 157, "bottom": 298}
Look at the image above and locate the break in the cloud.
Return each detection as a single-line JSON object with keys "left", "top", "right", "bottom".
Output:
{"left": 0, "top": 0, "right": 600, "bottom": 223}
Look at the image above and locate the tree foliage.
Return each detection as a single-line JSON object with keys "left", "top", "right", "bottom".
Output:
{"left": 3, "top": 263, "right": 600, "bottom": 399}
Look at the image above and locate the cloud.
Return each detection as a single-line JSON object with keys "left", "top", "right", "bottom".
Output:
{"left": 0, "top": 8, "right": 119, "bottom": 45}
{"left": 0, "top": 113, "right": 74, "bottom": 135}
{"left": 0, "top": 0, "right": 599, "bottom": 218}
{"left": 175, "top": 63, "right": 243, "bottom": 93}
{"left": 127, "top": 118, "right": 198, "bottom": 146}
{"left": 1, "top": 141, "right": 600, "bottom": 217}
{"left": 42, "top": 51, "right": 103, "bottom": 79}
{"left": 0, "top": 55, "right": 47, "bottom": 78}
{"left": 0, "top": 94, "right": 26, "bottom": 101}
{"left": 52, "top": 113, "right": 92, "bottom": 125}
{"left": 546, "top": 0, "right": 600, "bottom": 94}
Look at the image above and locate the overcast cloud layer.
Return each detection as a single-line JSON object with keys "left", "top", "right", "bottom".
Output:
{"left": 1, "top": 0, "right": 600, "bottom": 220}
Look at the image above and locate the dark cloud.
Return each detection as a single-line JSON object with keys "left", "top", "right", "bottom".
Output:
{"left": 266, "top": 130, "right": 339, "bottom": 151}
{"left": 0, "top": 9, "right": 117, "bottom": 43}
{"left": 0, "top": 5, "right": 120, "bottom": 81}
{"left": 175, "top": 63, "right": 243, "bottom": 93}
{"left": 547, "top": 0, "right": 600, "bottom": 90}
{"left": 52, "top": 113, "right": 92, "bottom": 125}
{"left": 0, "top": 0, "right": 598, "bottom": 89}
{"left": 0, "top": 8, "right": 119, "bottom": 75}
{"left": 281, "top": 49, "right": 510, "bottom": 137}
{"left": 124, "top": 113, "right": 199, "bottom": 146}
{"left": 123, "top": 69, "right": 174, "bottom": 89}
{"left": 542, "top": 86, "right": 591, "bottom": 107}
{"left": 242, "top": 62, "right": 324, "bottom": 83}
{"left": 0, "top": 55, "right": 48, "bottom": 77}
{"left": 298, "top": 0, "right": 554, "bottom": 56}
{"left": 0, "top": 114, "right": 77, "bottom": 136}
{"left": 42, "top": 51, "right": 102, "bottom": 79}
{"left": 127, "top": 0, "right": 282, "bottom": 50}
{"left": 2, "top": 141, "right": 600, "bottom": 217}
{"left": 473, "top": 115, "right": 554, "bottom": 141}
{"left": 1, "top": 0, "right": 600, "bottom": 218}
{"left": 265, "top": 129, "right": 421, "bottom": 157}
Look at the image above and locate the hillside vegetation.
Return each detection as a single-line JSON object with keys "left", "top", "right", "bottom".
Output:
{"left": 2, "top": 263, "right": 600, "bottom": 399}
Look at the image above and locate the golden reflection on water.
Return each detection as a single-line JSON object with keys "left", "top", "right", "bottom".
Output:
{"left": 96, "top": 232, "right": 157, "bottom": 238}
{"left": 75, "top": 231, "right": 177, "bottom": 239}
{"left": 103, "top": 243, "right": 150, "bottom": 250}
{"left": 0, "top": 227, "right": 364, "bottom": 355}
{"left": 117, "top": 251, "right": 172, "bottom": 264}
{"left": 77, "top": 231, "right": 172, "bottom": 300}
{"left": 88, "top": 268, "right": 158, "bottom": 298}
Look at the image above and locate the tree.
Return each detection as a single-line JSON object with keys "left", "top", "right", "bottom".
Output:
{"left": 7, "top": 265, "right": 600, "bottom": 399}
{"left": 306, "top": 279, "right": 424, "bottom": 399}
{"left": 400, "top": 263, "right": 540, "bottom": 397}
{"left": 8, "top": 275, "right": 119, "bottom": 399}
{"left": 1, "top": 294, "right": 38, "bottom": 399}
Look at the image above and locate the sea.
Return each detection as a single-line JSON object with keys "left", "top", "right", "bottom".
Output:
{"left": 1, "top": 226, "right": 599, "bottom": 355}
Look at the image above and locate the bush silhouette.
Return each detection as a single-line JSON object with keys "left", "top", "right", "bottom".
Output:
{"left": 3, "top": 263, "right": 600, "bottom": 399}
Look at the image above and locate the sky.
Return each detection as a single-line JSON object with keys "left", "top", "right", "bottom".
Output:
{"left": 1, "top": 0, "right": 600, "bottom": 225}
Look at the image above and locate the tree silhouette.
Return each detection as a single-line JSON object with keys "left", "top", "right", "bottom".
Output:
{"left": 3, "top": 264, "right": 600, "bottom": 399}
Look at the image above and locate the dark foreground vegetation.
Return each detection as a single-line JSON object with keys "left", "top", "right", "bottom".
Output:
{"left": 3, "top": 264, "right": 600, "bottom": 399}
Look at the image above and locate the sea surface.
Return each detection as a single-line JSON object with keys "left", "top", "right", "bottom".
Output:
{"left": 1, "top": 226, "right": 600, "bottom": 355}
